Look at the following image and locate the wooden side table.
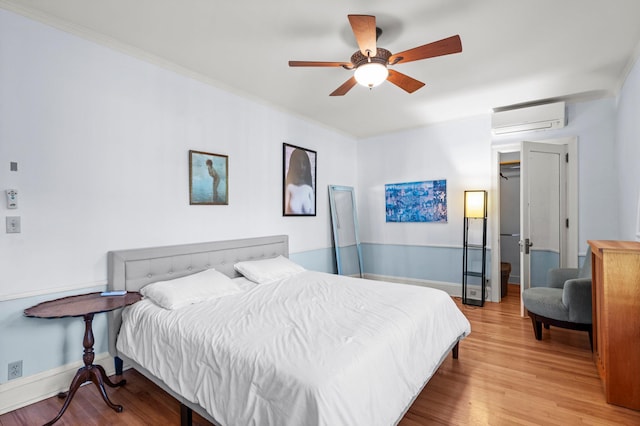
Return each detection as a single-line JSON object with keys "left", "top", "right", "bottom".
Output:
{"left": 24, "top": 291, "right": 141, "bottom": 426}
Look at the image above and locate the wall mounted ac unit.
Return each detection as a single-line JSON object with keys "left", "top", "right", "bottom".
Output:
{"left": 491, "top": 102, "right": 566, "bottom": 135}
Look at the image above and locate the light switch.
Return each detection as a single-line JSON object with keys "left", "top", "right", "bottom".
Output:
{"left": 6, "top": 216, "right": 21, "bottom": 233}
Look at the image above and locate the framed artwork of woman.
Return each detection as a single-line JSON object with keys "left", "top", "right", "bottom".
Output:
{"left": 283, "top": 143, "right": 316, "bottom": 216}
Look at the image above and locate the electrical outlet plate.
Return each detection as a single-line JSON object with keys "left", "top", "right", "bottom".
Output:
{"left": 6, "top": 216, "right": 20, "bottom": 233}
{"left": 8, "top": 360, "right": 22, "bottom": 380}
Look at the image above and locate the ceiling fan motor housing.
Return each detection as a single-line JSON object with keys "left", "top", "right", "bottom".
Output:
{"left": 351, "top": 48, "right": 392, "bottom": 67}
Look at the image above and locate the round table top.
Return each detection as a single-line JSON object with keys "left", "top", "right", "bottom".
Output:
{"left": 24, "top": 291, "right": 142, "bottom": 319}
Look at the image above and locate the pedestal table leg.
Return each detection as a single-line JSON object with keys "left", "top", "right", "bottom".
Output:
{"left": 43, "top": 313, "right": 125, "bottom": 426}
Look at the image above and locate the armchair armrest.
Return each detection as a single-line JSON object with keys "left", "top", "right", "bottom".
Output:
{"left": 562, "top": 278, "right": 592, "bottom": 323}
{"left": 547, "top": 268, "right": 579, "bottom": 288}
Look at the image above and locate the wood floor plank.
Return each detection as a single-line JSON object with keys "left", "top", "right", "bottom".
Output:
{"left": 2, "top": 284, "right": 639, "bottom": 425}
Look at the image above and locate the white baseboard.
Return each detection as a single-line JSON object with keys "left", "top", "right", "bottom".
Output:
{"left": 0, "top": 352, "right": 115, "bottom": 415}
{"left": 363, "top": 273, "right": 463, "bottom": 297}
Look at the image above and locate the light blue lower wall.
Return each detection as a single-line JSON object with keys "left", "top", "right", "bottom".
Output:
{"left": 290, "top": 248, "right": 336, "bottom": 274}
{"left": 529, "top": 250, "right": 588, "bottom": 287}
{"left": 0, "top": 245, "right": 587, "bottom": 385}
{"left": 530, "top": 250, "right": 559, "bottom": 287}
{"left": 0, "top": 285, "right": 108, "bottom": 383}
{"left": 362, "top": 243, "right": 484, "bottom": 283}
{"left": 361, "top": 244, "right": 586, "bottom": 289}
{"left": 296, "top": 245, "right": 574, "bottom": 293}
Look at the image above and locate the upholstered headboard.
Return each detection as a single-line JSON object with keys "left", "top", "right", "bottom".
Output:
{"left": 106, "top": 235, "right": 289, "bottom": 357}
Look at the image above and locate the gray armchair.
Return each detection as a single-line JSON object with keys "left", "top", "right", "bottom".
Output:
{"left": 522, "top": 247, "right": 592, "bottom": 349}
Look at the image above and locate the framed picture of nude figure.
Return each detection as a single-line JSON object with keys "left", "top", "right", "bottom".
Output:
{"left": 189, "top": 150, "right": 228, "bottom": 205}
{"left": 283, "top": 143, "right": 316, "bottom": 216}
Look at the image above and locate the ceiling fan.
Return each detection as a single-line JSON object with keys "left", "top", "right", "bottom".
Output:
{"left": 289, "top": 15, "right": 462, "bottom": 96}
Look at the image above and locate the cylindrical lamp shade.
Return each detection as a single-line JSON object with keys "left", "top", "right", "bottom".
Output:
{"left": 464, "top": 190, "right": 487, "bottom": 218}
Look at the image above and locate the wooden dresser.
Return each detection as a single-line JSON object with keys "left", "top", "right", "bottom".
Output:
{"left": 588, "top": 240, "right": 640, "bottom": 410}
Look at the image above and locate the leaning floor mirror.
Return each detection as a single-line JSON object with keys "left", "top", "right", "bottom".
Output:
{"left": 328, "top": 185, "right": 364, "bottom": 277}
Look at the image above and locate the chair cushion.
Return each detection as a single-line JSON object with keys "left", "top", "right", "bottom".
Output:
{"left": 522, "top": 287, "right": 569, "bottom": 322}
{"left": 546, "top": 268, "right": 579, "bottom": 289}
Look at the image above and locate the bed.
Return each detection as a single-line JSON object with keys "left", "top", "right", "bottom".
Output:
{"left": 107, "top": 235, "right": 471, "bottom": 426}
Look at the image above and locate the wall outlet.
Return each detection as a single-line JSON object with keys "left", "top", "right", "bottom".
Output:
{"left": 8, "top": 360, "right": 22, "bottom": 380}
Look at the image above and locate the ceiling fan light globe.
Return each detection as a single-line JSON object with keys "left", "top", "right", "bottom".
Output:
{"left": 354, "top": 62, "right": 388, "bottom": 88}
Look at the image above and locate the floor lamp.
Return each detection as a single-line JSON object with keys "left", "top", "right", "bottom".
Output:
{"left": 462, "top": 190, "right": 487, "bottom": 306}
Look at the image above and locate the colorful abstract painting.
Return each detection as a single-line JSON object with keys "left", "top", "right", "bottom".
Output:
{"left": 385, "top": 179, "right": 447, "bottom": 223}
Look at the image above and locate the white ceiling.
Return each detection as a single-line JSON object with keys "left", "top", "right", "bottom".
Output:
{"left": 3, "top": 0, "right": 640, "bottom": 138}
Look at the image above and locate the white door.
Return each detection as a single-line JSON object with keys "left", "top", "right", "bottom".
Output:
{"left": 520, "top": 141, "right": 568, "bottom": 315}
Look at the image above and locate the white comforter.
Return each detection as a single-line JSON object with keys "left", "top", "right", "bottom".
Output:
{"left": 116, "top": 271, "right": 471, "bottom": 426}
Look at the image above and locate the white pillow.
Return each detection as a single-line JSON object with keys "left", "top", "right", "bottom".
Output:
{"left": 232, "top": 276, "right": 258, "bottom": 292}
{"left": 140, "top": 268, "right": 242, "bottom": 310}
{"left": 234, "top": 255, "right": 305, "bottom": 284}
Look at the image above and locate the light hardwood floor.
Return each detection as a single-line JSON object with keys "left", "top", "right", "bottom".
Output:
{"left": 2, "top": 284, "right": 639, "bottom": 425}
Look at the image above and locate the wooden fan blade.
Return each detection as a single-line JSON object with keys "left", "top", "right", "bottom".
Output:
{"left": 348, "top": 15, "right": 377, "bottom": 57}
{"left": 330, "top": 76, "right": 358, "bottom": 96}
{"left": 387, "top": 69, "right": 425, "bottom": 93}
{"left": 389, "top": 35, "right": 462, "bottom": 65}
{"left": 289, "top": 61, "right": 352, "bottom": 68}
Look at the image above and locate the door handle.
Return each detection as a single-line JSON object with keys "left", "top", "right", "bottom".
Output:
{"left": 519, "top": 238, "right": 533, "bottom": 254}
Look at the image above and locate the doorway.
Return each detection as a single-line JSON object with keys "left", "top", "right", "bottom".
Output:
{"left": 490, "top": 137, "right": 578, "bottom": 314}
{"left": 499, "top": 154, "right": 521, "bottom": 297}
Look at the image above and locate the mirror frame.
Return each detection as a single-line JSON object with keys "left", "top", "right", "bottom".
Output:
{"left": 328, "top": 185, "right": 364, "bottom": 277}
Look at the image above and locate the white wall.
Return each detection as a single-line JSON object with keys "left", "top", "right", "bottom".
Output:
{"left": 354, "top": 115, "right": 491, "bottom": 291}
{"left": 356, "top": 98, "right": 620, "bottom": 293}
{"left": 0, "top": 8, "right": 356, "bottom": 301}
{"left": 1, "top": 3, "right": 637, "bottom": 399}
{"left": 616, "top": 54, "right": 640, "bottom": 240}
{"left": 0, "top": 8, "right": 357, "bottom": 387}
{"left": 358, "top": 115, "right": 492, "bottom": 247}
{"left": 492, "top": 98, "right": 620, "bottom": 253}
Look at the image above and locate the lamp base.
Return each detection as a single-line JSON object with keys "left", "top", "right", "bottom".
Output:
{"left": 462, "top": 298, "right": 484, "bottom": 307}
